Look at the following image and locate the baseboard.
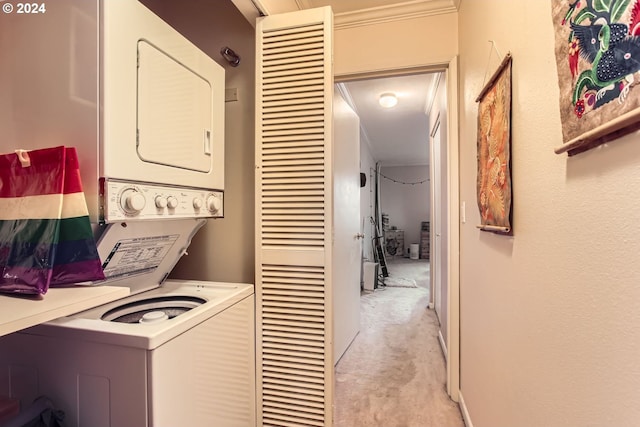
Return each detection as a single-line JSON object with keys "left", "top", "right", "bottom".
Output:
{"left": 459, "top": 391, "right": 474, "bottom": 427}
{"left": 438, "top": 329, "right": 447, "bottom": 358}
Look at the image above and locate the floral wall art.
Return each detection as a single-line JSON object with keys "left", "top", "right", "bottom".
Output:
{"left": 476, "top": 54, "right": 513, "bottom": 235}
{"left": 552, "top": 0, "right": 640, "bottom": 155}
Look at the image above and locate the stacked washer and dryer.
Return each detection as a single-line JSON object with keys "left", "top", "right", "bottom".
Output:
{"left": 0, "top": 1, "right": 255, "bottom": 426}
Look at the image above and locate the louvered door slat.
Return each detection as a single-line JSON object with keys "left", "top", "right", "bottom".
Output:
{"left": 263, "top": 56, "right": 324, "bottom": 69}
{"left": 264, "top": 86, "right": 324, "bottom": 98}
{"left": 263, "top": 29, "right": 323, "bottom": 45}
{"left": 263, "top": 148, "right": 324, "bottom": 157}
{"left": 263, "top": 354, "right": 325, "bottom": 369}
{"left": 264, "top": 88, "right": 323, "bottom": 99}
{"left": 263, "top": 324, "right": 325, "bottom": 336}
{"left": 262, "top": 188, "right": 324, "bottom": 195}
{"left": 263, "top": 83, "right": 323, "bottom": 93}
{"left": 264, "top": 395, "right": 324, "bottom": 409}
{"left": 264, "top": 138, "right": 322, "bottom": 145}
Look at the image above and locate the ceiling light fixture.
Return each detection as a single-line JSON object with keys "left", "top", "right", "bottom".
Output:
{"left": 379, "top": 92, "right": 398, "bottom": 108}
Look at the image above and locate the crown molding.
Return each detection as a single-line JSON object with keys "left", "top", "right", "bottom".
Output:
{"left": 232, "top": 0, "right": 459, "bottom": 28}
{"left": 334, "top": 0, "right": 458, "bottom": 29}
{"left": 295, "top": 0, "right": 314, "bottom": 9}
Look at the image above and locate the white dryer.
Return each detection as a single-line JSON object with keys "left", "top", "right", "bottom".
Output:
{"left": 0, "top": 220, "right": 256, "bottom": 427}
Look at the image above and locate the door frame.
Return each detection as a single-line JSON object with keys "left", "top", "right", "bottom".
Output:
{"left": 335, "top": 55, "right": 460, "bottom": 402}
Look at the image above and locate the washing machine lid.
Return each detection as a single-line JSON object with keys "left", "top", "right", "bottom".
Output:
{"left": 93, "top": 218, "right": 205, "bottom": 295}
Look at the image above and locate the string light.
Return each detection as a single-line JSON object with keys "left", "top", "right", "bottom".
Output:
{"left": 371, "top": 168, "right": 429, "bottom": 185}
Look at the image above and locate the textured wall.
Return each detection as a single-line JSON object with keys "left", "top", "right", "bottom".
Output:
{"left": 380, "top": 165, "right": 430, "bottom": 251}
{"left": 334, "top": 12, "right": 458, "bottom": 77}
{"left": 458, "top": 1, "right": 640, "bottom": 426}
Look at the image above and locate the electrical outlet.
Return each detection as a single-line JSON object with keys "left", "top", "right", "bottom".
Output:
{"left": 225, "top": 88, "right": 238, "bottom": 102}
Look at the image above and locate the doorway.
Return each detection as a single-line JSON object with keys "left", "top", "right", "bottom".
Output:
{"left": 333, "top": 66, "right": 458, "bottom": 421}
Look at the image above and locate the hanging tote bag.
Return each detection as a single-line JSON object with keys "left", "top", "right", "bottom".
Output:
{"left": 0, "top": 146, "right": 104, "bottom": 295}
{"left": 50, "top": 147, "right": 104, "bottom": 287}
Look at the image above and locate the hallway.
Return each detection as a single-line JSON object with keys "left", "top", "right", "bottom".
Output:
{"left": 334, "top": 258, "right": 464, "bottom": 427}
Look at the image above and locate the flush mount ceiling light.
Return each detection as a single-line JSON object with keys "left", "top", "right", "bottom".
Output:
{"left": 379, "top": 92, "right": 398, "bottom": 108}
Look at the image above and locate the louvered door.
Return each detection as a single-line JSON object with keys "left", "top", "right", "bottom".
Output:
{"left": 255, "top": 7, "right": 334, "bottom": 427}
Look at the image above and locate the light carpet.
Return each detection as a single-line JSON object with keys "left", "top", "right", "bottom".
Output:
{"left": 334, "top": 258, "right": 464, "bottom": 427}
{"left": 383, "top": 276, "right": 418, "bottom": 288}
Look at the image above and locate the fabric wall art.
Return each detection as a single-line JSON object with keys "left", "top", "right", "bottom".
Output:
{"left": 552, "top": 0, "right": 640, "bottom": 155}
{"left": 476, "top": 53, "right": 513, "bottom": 235}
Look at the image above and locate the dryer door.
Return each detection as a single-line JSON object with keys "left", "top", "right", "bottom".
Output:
{"left": 137, "top": 41, "right": 212, "bottom": 173}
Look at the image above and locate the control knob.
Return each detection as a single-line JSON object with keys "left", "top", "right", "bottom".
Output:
{"left": 167, "top": 196, "right": 179, "bottom": 209}
{"left": 120, "top": 189, "right": 146, "bottom": 214}
{"left": 193, "top": 198, "right": 203, "bottom": 210}
{"left": 206, "top": 194, "right": 222, "bottom": 214}
{"left": 155, "top": 196, "right": 168, "bottom": 209}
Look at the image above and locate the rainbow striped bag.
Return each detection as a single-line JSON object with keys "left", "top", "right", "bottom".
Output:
{"left": 0, "top": 146, "right": 105, "bottom": 295}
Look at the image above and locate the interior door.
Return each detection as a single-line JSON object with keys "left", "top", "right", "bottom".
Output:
{"left": 332, "top": 88, "right": 360, "bottom": 364}
{"left": 255, "top": 7, "right": 334, "bottom": 427}
{"left": 432, "top": 118, "right": 443, "bottom": 321}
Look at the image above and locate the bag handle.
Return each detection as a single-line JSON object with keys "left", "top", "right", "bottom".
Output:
{"left": 14, "top": 149, "right": 31, "bottom": 167}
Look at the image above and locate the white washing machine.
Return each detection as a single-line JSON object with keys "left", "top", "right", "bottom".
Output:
{"left": 0, "top": 220, "right": 256, "bottom": 427}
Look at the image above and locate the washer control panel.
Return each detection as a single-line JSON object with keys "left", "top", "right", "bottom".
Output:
{"left": 101, "top": 179, "right": 223, "bottom": 222}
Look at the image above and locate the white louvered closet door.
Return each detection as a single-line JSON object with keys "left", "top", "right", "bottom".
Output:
{"left": 255, "top": 7, "right": 334, "bottom": 427}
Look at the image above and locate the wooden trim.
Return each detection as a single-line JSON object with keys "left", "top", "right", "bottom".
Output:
{"left": 554, "top": 111, "right": 640, "bottom": 156}
{"left": 446, "top": 55, "right": 461, "bottom": 403}
{"left": 438, "top": 329, "right": 448, "bottom": 359}
{"left": 459, "top": 391, "right": 475, "bottom": 427}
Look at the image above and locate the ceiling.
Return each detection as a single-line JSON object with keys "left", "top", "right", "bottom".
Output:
{"left": 340, "top": 73, "right": 440, "bottom": 166}
{"left": 230, "top": 0, "right": 455, "bottom": 167}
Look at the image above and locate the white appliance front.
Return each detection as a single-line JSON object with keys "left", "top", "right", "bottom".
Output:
{"left": 0, "top": 281, "right": 256, "bottom": 427}
{"left": 101, "top": 0, "right": 225, "bottom": 193}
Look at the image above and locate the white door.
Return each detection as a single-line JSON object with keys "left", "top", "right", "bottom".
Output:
{"left": 332, "top": 89, "right": 361, "bottom": 364}
{"left": 255, "top": 7, "right": 334, "bottom": 427}
{"left": 432, "top": 118, "right": 443, "bottom": 320}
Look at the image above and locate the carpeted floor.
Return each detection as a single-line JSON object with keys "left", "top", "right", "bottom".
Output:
{"left": 333, "top": 258, "right": 464, "bottom": 427}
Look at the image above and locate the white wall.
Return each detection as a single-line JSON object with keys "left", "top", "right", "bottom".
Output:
{"left": 334, "top": 12, "right": 458, "bottom": 77}
{"left": 380, "top": 165, "right": 430, "bottom": 253}
{"left": 459, "top": 1, "right": 640, "bottom": 426}
{"left": 141, "top": 0, "right": 256, "bottom": 284}
{"left": 360, "top": 139, "right": 376, "bottom": 262}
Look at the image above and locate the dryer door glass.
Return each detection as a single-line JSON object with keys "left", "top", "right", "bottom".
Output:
{"left": 137, "top": 40, "right": 212, "bottom": 173}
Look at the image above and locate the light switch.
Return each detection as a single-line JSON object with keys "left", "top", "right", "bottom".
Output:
{"left": 461, "top": 201, "right": 466, "bottom": 223}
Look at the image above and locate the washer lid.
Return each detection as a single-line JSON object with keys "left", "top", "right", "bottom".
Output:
{"left": 93, "top": 218, "right": 205, "bottom": 295}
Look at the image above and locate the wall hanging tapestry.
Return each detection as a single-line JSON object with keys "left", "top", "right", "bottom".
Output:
{"left": 552, "top": 0, "right": 640, "bottom": 155}
{"left": 476, "top": 53, "right": 513, "bottom": 235}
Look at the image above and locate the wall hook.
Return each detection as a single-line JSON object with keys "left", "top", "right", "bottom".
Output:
{"left": 220, "top": 47, "right": 240, "bottom": 67}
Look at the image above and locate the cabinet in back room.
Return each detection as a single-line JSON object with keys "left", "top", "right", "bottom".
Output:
{"left": 420, "top": 221, "right": 430, "bottom": 260}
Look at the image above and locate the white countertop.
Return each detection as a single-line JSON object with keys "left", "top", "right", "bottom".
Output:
{"left": 0, "top": 286, "right": 129, "bottom": 337}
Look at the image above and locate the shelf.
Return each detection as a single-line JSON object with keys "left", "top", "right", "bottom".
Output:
{"left": 0, "top": 286, "right": 129, "bottom": 337}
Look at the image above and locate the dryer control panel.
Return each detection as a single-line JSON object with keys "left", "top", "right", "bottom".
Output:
{"left": 100, "top": 179, "right": 223, "bottom": 222}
